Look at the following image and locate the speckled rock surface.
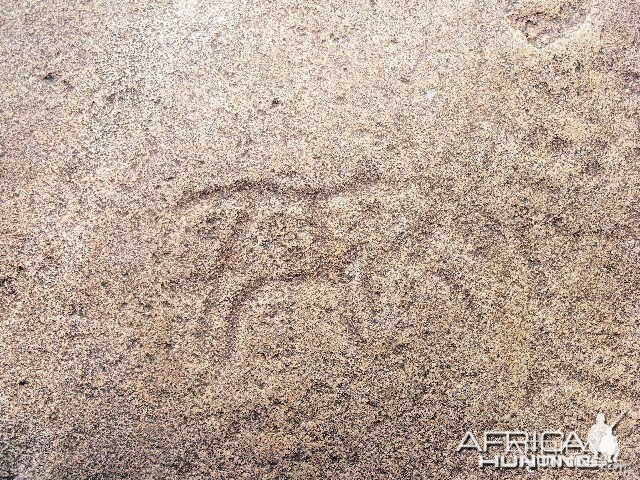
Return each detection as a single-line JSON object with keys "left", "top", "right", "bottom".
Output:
{"left": 1, "top": 1, "right": 639, "bottom": 478}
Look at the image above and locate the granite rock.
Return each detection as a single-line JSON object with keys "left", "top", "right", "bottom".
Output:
{"left": 1, "top": 0, "right": 639, "bottom": 478}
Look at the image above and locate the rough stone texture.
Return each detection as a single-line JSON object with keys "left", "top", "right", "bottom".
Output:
{"left": 1, "top": 0, "right": 639, "bottom": 478}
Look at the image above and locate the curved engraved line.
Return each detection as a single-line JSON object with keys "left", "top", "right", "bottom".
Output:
{"left": 505, "top": 5, "right": 589, "bottom": 49}
{"left": 176, "top": 174, "right": 424, "bottom": 211}
{"left": 200, "top": 207, "right": 254, "bottom": 311}
{"left": 220, "top": 272, "right": 355, "bottom": 360}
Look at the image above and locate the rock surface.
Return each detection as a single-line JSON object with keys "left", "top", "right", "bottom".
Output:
{"left": 1, "top": 0, "right": 639, "bottom": 478}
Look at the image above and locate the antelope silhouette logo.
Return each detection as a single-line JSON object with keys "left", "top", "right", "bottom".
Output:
{"left": 587, "top": 411, "right": 626, "bottom": 463}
